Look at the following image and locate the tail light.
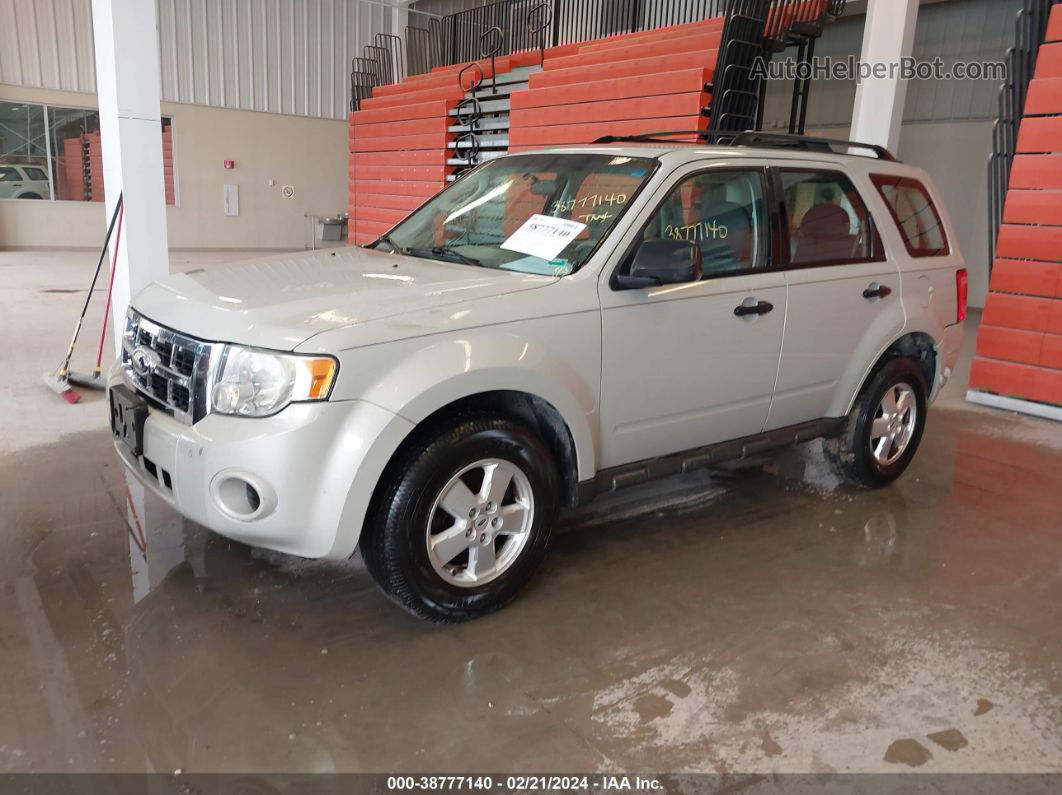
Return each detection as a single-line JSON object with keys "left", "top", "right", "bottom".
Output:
{"left": 956, "top": 269, "right": 968, "bottom": 324}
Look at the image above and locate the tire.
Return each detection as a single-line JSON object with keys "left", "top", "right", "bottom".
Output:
{"left": 825, "top": 357, "right": 928, "bottom": 488}
{"left": 19, "top": 193, "right": 42, "bottom": 199}
{"left": 360, "top": 413, "right": 560, "bottom": 623}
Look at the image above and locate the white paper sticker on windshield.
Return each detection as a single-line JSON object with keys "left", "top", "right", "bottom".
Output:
{"left": 500, "top": 214, "right": 587, "bottom": 261}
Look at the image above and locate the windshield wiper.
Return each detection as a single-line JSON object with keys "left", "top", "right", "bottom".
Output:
{"left": 372, "top": 234, "right": 408, "bottom": 256}
{"left": 407, "top": 246, "right": 484, "bottom": 268}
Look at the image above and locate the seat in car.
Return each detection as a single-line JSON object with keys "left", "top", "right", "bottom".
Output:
{"left": 794, "top": 203, "right": 855, "bottom": 263}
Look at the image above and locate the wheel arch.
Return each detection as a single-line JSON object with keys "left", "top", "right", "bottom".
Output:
{"left": 378, "top": 389, "right": 585, "bottom": 511}
{"left": 838, "top": 330, "right": 940, "bottom": 416}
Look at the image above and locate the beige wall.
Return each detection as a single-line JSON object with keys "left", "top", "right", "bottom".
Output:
{"left": 0, "top": 84, "right": 347, "bottom": 250}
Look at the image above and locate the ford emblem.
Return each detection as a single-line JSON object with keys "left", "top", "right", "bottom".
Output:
{"left": 130, "top": 345, "right": 162, "bottom": 377}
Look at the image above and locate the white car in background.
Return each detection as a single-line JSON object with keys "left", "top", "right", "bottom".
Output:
{"left": 0, "top": 163, "right": 50, "bottom": 199}
{"left": 108, "top": 132, "right": 967, "bottom": 622}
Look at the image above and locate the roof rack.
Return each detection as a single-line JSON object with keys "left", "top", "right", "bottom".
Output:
{"left": 729, "top": 131, "right": 896, "bottom": 161}
{"left": 592, "top": 131, "right": 729, "bottom": 145}
{"left": 591, "top": 130, "right": 896, "bottom": 161}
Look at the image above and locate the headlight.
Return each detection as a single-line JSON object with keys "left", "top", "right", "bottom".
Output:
{"left": 210, "top": 345, "right": 338, "bottom": 417}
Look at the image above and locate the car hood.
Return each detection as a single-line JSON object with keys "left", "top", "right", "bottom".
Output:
{"left": 132, "top": 247, "right": 556, "bottom": 350}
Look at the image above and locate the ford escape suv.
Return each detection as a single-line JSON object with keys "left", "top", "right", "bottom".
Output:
{"left": 109, "top": 132, "right": 967, "bottom": 622}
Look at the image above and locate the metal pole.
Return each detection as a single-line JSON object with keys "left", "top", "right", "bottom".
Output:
{"left": 796, "top": 37, "right": 816, "bottom": 134}
{"left": 43, "top": 104, "right": 56, "bottom": 201}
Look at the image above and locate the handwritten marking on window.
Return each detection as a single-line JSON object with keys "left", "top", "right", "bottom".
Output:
{"left": 665, "top": 220, "right": 729, "bottom": 242}
{"left": 551, "top": 193, "right": 628, "bottom": 214}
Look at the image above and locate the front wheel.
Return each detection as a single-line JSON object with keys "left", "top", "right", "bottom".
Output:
{"left": 360, "top": 414, "right": 559, "bottom": 622}
{"left": 826, "top": 358, "right": 928, "bottom": 488}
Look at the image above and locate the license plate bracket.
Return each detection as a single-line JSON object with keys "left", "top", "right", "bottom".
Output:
{"left": 110, "top": 384, "right": 148, "bottom": 456}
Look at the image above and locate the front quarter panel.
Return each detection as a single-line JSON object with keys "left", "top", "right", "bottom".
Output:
{"left": 323, "top": 314, "right": 602, "bottom": 481}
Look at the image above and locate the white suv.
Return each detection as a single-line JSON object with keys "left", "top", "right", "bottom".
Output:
{"left": 0, "top": 163, "right": 51, "bottom": 199}
{"left": 109, "top": 134, "right": 967, "bottom": 622}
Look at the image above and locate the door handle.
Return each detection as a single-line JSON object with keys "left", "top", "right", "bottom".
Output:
{"left": 863, "top": 283, "right": 893, "bottom": 300}
{"left": 734, "top": 299, "right": 774, "bottom": 317}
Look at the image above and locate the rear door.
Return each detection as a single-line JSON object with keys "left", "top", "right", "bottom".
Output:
{"left": 598, "top": 161, "right": 786, "bottom": 468}
{"left": 766, "top": 166, "right": 905, "bottom": 430}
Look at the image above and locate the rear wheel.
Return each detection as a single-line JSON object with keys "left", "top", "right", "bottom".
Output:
{"left": 826, "top": 358, "right": 928, "bottom": 488}
{"left": 360, "top": 414, "right": 559, "bottom": 622}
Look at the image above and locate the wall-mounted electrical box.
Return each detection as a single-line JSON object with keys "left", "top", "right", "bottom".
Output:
{"left": 223, "top": 183, "right": 239, "bottom": 217}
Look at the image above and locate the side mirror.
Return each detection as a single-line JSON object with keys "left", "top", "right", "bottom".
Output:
{"left": 617, "top": 239, "right": 703, "bottom": 289}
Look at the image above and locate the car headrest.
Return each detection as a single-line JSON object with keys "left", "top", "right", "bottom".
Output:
{"left": 799, "top": 203, "right": 849, "bottom": 239}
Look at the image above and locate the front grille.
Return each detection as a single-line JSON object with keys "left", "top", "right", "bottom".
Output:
{"left": 172, "top": 384, "right": 191, "bottom": 413}
{"left": 173, "top": 347, "right": 196, "bottom": 377}
{"left": 121, "top": 311, "right": 216, "bottom": 425}
{"left": 148, "top": 372, "right": 168, "bottom": 401}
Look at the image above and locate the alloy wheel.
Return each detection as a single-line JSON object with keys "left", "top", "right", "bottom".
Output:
{"left": 425, "top": 458, "right": 535, "bottom": 587}
{"left": 870, "top": 382, "right": 918, "bottom": 466}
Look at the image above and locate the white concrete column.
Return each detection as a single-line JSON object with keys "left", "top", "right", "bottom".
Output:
{"left": 91, "top": 0, "right": 169, "bottom": 357}
{"left": 849, "top": 0, "right": 919, "bottom": 154}
{"left": 392, "top": 4, "right": 410, "bottom": 76}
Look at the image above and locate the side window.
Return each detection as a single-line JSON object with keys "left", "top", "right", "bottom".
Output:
{"left": 23, "top": 167, "right": 48, "bottom": 181}
{"left": 0, "top": 167, "right": 19, "bottom": 182}
{"left": 871, "top": 174, "right": 949, "bottom": 257}
{"left": 640, "top": 169, "right": 767, "bottom": 275}
{"left": 781, "top": 170, "right": 880, "bottom": 266}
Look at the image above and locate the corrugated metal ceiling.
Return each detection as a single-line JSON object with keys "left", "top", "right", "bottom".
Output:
{"left": 0, "top": 0, "right": 397, "bottom": 120}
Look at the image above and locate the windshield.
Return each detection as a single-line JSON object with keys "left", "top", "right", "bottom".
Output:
{"left": 373, "top": 153, "right": 657, "bottom": 276}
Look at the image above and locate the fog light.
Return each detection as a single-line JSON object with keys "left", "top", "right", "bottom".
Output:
{"left": 245, "top": 482, "right": 261, "bottom": 513}
{"left": 211, "top": 472, "right": 276, "bottom": 521}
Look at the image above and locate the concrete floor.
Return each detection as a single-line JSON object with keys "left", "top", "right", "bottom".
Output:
{"left": 2, "top": 249, "right": 1062, "bottom": 775}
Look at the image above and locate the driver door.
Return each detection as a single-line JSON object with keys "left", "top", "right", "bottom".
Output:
{"left": 598, "top": 163, "right": 786, "bottom": 469}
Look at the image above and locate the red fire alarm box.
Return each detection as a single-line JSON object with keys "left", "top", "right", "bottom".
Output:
{"left": 224, "top": 160, "right": 235, "bottom": 169}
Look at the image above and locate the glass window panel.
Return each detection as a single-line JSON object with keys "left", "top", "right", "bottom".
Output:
{"left": 0, "top": 100, "right": 175, "bottom": 204}
{"left": 641, "top": 169, "right": 768, "bottom": 275}
{"left": 781, "top": 170, "right": 880, "bottom": 265}
{"left": 871, "top": 174, "right": 949, "bottom": 257}
{"left": 48, "top": 106, "right": 101, "bottom": 202}
{"left": 0, "top": 102, "right": 51, "bottom": 199}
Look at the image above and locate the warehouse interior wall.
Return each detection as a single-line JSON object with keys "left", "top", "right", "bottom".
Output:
{"left": 0, "top": 83, "right": 347, "bottom": 250}
{"left": 0, "top": 0, "right": 391, "bottom": 251}
{"left": 0, "top": 0, "right": 393, "bottom": 121}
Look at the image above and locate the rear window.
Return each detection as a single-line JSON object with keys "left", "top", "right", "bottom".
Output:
{"left": 23, "top": 166, "right": 47, "bottom": 181}
{"left": 871, "top": 175, "right": 949, "bottom": 257}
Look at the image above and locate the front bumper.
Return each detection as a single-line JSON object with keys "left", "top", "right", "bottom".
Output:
{"left": 108, "top": 369, "right": 414, "bottom": 559}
